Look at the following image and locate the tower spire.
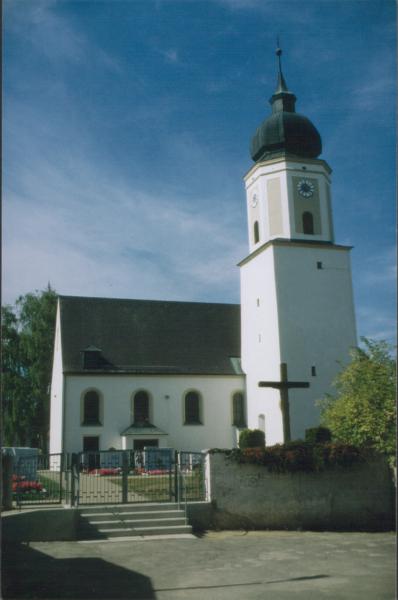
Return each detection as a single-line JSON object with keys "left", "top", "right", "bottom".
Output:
{"left": 269, "top": 41, "right": 296, "bottom": 113}
{"left": 275, "top": 37, "right": 289, "bottom": 93}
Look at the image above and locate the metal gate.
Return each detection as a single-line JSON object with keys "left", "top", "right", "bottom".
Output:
{"left": 70, "top": 449, "right": 206, "bottom": 506}
{"left": 9, "top": 449, "right": 206, "bottom": 507}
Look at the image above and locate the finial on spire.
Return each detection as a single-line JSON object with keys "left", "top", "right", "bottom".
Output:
{"left": 276, "top": 36, "right": 283, "bottom": 71}
{"left": 274, "top": 37, "right": 289, "bottom": 94}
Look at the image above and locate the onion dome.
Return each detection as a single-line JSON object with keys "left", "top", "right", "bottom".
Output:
{"left": 250, "top": 46, "right": 322, "bottom": 162}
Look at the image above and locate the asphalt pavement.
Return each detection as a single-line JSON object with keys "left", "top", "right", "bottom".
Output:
{"left": 2, "top": 530, "right": 396, "bottom": 600}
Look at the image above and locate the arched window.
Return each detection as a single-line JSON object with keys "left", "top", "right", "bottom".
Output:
{"left": 184, "top": 391, "right": 202, "bottom": 425}
{"left": 133, "top": 390, "right": 150, "bottom": 424}
{"left": 254, "top": 220, "right": 260, "bottom": 243}
{"left": 232, "top": 392, "right": 246, "bottom": 427}
{"left": 302, "top": 211, "right": 314, "bottom": 234}
{"left": 83, "top": 391, "right": 101, "bottom": 425}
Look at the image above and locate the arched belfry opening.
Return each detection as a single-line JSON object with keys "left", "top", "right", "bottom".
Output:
{"left": 254, "top": 221, "right": 260, "bottom": 243}
{"left": 303, "top": 211, "right": 314, "bottom": 234}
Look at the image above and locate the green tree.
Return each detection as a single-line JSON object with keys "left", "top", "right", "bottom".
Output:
{"left": 1, "top": 285, "right": 57, "bottom": 452}
{"left": 320, "top": 338, "right": 396, "bottom": 465}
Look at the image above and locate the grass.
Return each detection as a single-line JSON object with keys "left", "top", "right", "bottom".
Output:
{"left": 110, "top": 470, "right": 205, "bottom": 501}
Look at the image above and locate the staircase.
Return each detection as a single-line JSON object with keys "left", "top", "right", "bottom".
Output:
{"left": 77, "top": 503, "right": 193, "bottom": 540}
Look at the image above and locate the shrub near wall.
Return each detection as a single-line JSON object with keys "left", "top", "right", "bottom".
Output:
{"left": 214, "top": 441, "right": 368, "bottom": 474}
{"left": 207, "top": 446, "right": 395, "bottom": 531}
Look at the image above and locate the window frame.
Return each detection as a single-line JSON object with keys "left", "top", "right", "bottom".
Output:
{"left": 81, "top": 389, "right": 103, "bottom": 427}
{"left": 131, "top": 389, "right": 151, "bottom": 425}
{"left": 183, "top": 390, "right": 203, "bottom": 425}
{"left": 232, "top": 391, "right": 246, "bottom": 428}
{"left": 254, "top": 220, "right": 260, "bottom": 244}
{"left": 302, "top": 211, "right": 314, "bottom": 235}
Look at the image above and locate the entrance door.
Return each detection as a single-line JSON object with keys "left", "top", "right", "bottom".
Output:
{"left": 83, "top": 436, "right": 100, "bottom": 470}
{"left": 133, "top": 439, "right": 159, "bottom": 451}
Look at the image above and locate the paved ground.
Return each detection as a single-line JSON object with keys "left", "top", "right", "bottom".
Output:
{"left": 2, "top": 530, "right": 395, "bottom": 600}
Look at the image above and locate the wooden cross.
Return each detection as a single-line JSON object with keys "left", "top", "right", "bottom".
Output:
{"left": 258, "top": 362, "right": 310, "bottom": 443}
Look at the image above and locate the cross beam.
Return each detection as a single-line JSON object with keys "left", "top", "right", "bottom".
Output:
{"left": 258, "top": 363, "right": 310, "bottom": 443}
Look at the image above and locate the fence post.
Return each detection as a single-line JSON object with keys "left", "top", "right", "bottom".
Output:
{"left": 174, "top": 451, "right": 179, "bottom": 504}
{"left": 122, "top": 451, "right": 129, "bottom": 503}
{"left": 203, "top": 451, "right": 211, "bottom": 502}
{"left": 70, "top": 453, "right": 79, "bottom": 506}
{"left": 2, "top": 454, "right": 13, "bottom": 510}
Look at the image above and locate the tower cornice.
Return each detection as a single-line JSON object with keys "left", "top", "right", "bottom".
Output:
{"left": 238, "top": 238, "right": 353, "bottom": 268}
{"left": 243, "top": 155, "right": 332, "bottom": 182}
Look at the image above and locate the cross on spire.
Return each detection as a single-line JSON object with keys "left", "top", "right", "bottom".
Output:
{"left": 258, "top": 363, "right": 310, "bottom": 443}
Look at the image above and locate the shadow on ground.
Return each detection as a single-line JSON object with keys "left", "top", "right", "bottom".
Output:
{"left": 2, "top": 542, "right": 156, "bottom": 599}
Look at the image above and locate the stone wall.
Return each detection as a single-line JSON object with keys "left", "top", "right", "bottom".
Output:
{"left": 206, "top": 453, "right": 395, "bottom": 531}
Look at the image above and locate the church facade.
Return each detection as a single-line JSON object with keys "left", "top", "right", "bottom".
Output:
{"left": 49, "top": 49, "right": 357, "bottom": 455}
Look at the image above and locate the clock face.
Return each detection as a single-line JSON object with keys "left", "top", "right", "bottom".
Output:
{"left": 251, "top": 193, "right": 258, "bottom": 207}
{"left": 297, "top": 179, "right": 315, "bottom": 198}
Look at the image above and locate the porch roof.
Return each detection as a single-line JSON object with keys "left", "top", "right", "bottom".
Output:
{"left": 121, "top": 423, "right": 168, "bottom": 436}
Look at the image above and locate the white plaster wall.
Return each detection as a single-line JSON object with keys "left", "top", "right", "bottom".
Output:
{"left": 62, "top": 375, "right": 245, "bottom": 453}
{"left": 274, "top": 244, "right": 357, "bottom": 440}
{"left": 245, "top": 158, "right": 333, "bottom": 250}
{"left": 240, "top": 245, "right": 284, "bottom": 445}
{"left": 49, "top": 303, "right": 64, "bottom": 455}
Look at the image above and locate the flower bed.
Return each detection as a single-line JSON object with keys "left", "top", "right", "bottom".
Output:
{"left": 88, "top": 468, "right": 122, "bottom": 476}
{"left": 12, "top": 480, "right": 45, "bottom": 494}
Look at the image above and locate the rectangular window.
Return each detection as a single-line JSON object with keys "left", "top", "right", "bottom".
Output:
{"left": 311, "top": 366, "right": 317, "bottom": 376}
{"left": 232, "top": 393, "right": 246, "bottom": 427}
{"left": 317, "top": 261, "right": 323, "bottom": 270}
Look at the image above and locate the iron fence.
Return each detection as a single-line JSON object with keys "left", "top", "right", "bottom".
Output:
{"left": 9, "top": 449, "right": 207, "bottom": 506}
{"left": 13, "top": 453, "right": 65, "bottom": 506}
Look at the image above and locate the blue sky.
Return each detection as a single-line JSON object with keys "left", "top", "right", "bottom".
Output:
{"left": 3, "top": 0, "right": 396, "bottom": 344}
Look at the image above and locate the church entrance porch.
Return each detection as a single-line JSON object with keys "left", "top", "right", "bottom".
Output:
{"left": 133, "top": 439, "right": 159, "bottom": 450}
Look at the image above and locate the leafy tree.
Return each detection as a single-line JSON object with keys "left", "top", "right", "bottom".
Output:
{"left": 320, "top": 338, "right": 396, "bottom": 465}
{"left": 1, "top": 285, "right": 57, "bottom": 452}
{"left": 1, "top": 306, "right": 31, "bottom": 446}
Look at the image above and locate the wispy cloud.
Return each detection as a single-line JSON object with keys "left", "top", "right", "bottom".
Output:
{"left": 162, "top": 48, "right": 179, "bottom": 64}
{"left": 356, "top": 307, "right": 396, "bottom": 345}
{"left": 4, "top": 0, "right": 122, "bottom": 74}
{"left": 359, "top": 247, "right": 397, "bottom": 288}
{"left": 3, "top": 98, "right": 245, "bottom": 306}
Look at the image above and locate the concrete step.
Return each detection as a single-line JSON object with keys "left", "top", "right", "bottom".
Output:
{"left": 78, "top": 502, "right": 180, "bottom": 514}
{"left": 76, "top": 503, "right": 191, "bottom": 540}
{"left": 79, "top": 509, "right": 185, "bottom": 522}
{"left": 82, "top": 515, "right": 185, "bottom": 527}
{"left": 97, "top": 525, "right": 192, "bottom": 537}
{"left": 77, "top": 524, "right": 192, "bottom": 540}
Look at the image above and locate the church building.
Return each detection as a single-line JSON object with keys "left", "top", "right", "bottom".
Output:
{"left": 49, "top": 48, "right": 357, "bottom": 455}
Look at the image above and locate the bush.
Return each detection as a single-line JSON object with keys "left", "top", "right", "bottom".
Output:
{"left": 239, "top": 429, "right": 265, "bottom": 449}
{"left": 224, "top": 441, "right": 369, "bottom": 473}
{"left": 305, "top": 426, "right": 332, "bottom": 444}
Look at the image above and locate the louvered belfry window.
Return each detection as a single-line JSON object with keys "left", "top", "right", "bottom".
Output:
{"left": 185, "top": 391, "right": 201, "bottom": 424}
{"left": 303, "top": 211, "right": 314, "bottom": 234}
{"left": 134, "top": 391, "right": 150, "bottom": 424}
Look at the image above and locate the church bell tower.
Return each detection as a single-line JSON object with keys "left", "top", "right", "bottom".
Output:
{"left": 240, "top": 47, "right": 357, "bottom": 445}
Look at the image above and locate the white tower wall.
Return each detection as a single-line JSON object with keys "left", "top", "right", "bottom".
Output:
{"left": 240, "top": 245, "right": 284, "bottom": 445}
{"left": 240, "top": 156, "right": 357, "bottom": 445}
{"left": 274, "top": 242, "right": 357, "bottom": 440}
